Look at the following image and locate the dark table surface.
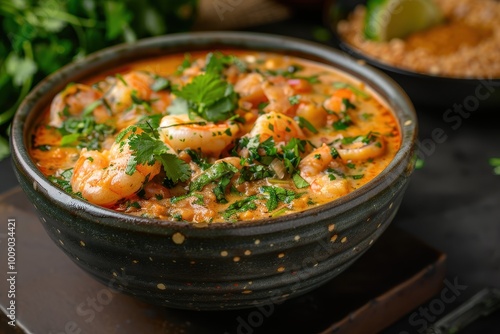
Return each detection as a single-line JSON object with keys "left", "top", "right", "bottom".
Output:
{"left": 1, "top": 6, "right": 499, "bottom": 334}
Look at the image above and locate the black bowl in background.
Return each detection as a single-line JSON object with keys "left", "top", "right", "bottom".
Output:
{"left": 324, "top": 0, "right": 500, "bottom": 111}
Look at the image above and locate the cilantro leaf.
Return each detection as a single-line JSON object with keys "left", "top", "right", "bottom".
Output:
{"left": 58, "top": 116, "right": 115, "bottom": 150}
{"left": 128, "top": 132, "right": 170, "bottom": 166}
{"left": 173, "top": 73, "right": 237, "bottom": 122}
{"left": 297, "top": 116, "right": 319, "bottom": 134}
{"left": 157, "top": 153, "right": 191, "bottom": 183}
{"left": 189, "top": 161, "right": 238, "bottom": 192}
{"left": 205, "top": 52, "right": 247, "bottom": 75}
{"left": 332, "top": 82, "right": 370, "bottom": 99}
{"left": 292, "top": 173, "right": 310, "bottom": 189}
{"left": 237, "top": 164, "right": 275, "bottom": 184}
{"left": 221, "top": 195, "right": 258, "bottom": 220}
{"left": 126, "top": 131, "right": 191, "bottom": 184}
{"left": 213, "top": 175, "right": 232, "bottom": 203}
{"left": 260, "top": 186, "right": 302, "bottom": 212}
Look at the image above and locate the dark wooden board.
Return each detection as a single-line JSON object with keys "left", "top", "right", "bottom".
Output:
{"left": 0, "top": 187, "right": 446, "bottom": 334}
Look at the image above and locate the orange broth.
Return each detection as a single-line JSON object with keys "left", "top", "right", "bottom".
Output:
{"left": 29, "top": 50, "right": 401, "bottom": 223}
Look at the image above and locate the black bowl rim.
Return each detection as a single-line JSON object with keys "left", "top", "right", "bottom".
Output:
{"left": 11, "top": 31, "right": 417, "bottom": 233}
{"left": 323, "top": 0, "right": 500, "bottom": 82}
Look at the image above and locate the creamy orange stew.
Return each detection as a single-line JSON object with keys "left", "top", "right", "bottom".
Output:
{"left": 30, "top": 50, "right": 400, "bottom": 223}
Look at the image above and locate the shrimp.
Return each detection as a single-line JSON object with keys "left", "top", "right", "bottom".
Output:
{"left": 299, "top": 144, "right": 333, "bottom": 180}
{"left": 159, "top": 114, "right": 240, "bottom": 157}
{"left": 248, "top": 111, "right": 305, "bottom": 144}
{"left": 104, "top": 71, "right": 171, "bottom": 129}
{"left": 323, "top": 88, "right": 356, "bottom": 113}
{"left": 334, "top": 136, "right": 386, "bottom": 162}
{"left": 262, "top": 81, "right": 295, "bottom": 115}
{"left": 71, "top": 141, "right": 161, "bottom": 207}
{"left": 49, "top": 84, "right": 106, "bottom": 127}
{"left": 234, "top": 73, "right": 267, "bottom": 106}
{"left": 299, "top": 144, "right": 350, "bottom": 199}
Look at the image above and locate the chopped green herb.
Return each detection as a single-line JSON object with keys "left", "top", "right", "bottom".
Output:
{"left": 258, "top": 102, "right": 270, "bottom": 113}
{"left": 332, "top": 82, "right": 370, "bottom": 99}
{"left": 292, "top": 173, "right": 310, "bottom": 189}
{"left": 333, "top": 110, "right": 353, "bottom": 131}
{"left": 205, "top": 52, "right": 247, "bottom": 75}
{"left": 151, "top": 76, "right": 170, "bottom": 92}
{"left": 82, "top": 100, "right": 103, "bottom": 116}
{"left": 173, "top": 73, "right": 238, "bottom": 122}
{"left": 48, "top": 168, "right": 82, "bottom": 198}
{"left": 213, "top": 176, "right": 232, "bottom": 203}
{"left": 237, "top": 164, "right": 275, "bottom": 183}
{"left": 222, "top": 195, "right": 258, "bottom": 220}
{"left": 415, "top": 158, "right": 425, "bottom": 170}
{"left": 189, "top": 161, "right": 238, "bottom": 192}
{"left": 260, "top": 186, "right": 302, "bottom": 211}
{"left": 297, "top": 116, "right": 319, "bottom": 134}
{"left": 175, "top": 53, "right": 192, "bottom": 75}
{"left": 58, "top": 116, "right": 115, "bottom": 150}
{"left": 288, "top": 95, "right": 301, "bottom": 105}
{"left": 489, "top": 158, "right": 500, "bottom": 175}
{"left": 361, "top": 113, "right": 374, "bottom": 121}
{"left": 330, "top": 146, "right": 340, "bottom": 159}
{"left": 342, "top": 98, "right": 356, "bottom": 110}
{"left": 185, "top": 149, "right": 212, "bottom": 170}
{"left": 35, "top": 145, "right": 51, "bottom": 151}
{"left": 124, "top": 124, "right": 191, "bottom": 184}
{"left": 129, "top": 201, "right": 141, "bottom": 209}
{"left": 116, "top": 73, "right": 128, "bottom": 86}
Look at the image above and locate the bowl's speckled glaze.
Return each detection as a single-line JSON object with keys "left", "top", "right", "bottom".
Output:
{"left": 11, "top": 31, "right": 417, "bottom": 311}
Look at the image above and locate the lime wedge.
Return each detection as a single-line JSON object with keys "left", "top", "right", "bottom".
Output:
{"left": 364, "top": 0, "right": 444, "bottom": 41}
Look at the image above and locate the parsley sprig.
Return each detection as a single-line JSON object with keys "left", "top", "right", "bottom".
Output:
{"left": 260, "top": 186, "right": 302, "bottom": 212}
{"left": 117, "top": 116, "right": 191, "bottom": 184}
{"left": 58, "top": 116, "right": 115, "bottom": 150}
{"left": 171, "top": 73, "right": 238, "bottom": 122}
{"left": 235, "top": 135, "right": 310, "bottom": 188}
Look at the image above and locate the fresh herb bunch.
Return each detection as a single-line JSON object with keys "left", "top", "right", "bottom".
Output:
{"left": 0, "top": 0, "right": 198, "bottom": 160}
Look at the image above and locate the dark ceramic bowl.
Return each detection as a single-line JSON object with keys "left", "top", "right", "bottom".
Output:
{"left": 324, "top": 0, "right": 500, "bottom": 110}
{"left": 11, "top": 31, "right": 417, "bottom": 311}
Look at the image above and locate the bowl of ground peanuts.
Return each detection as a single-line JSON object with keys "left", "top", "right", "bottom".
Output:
{"left": 326, "top": 0, "right": 500, "bottom": 110}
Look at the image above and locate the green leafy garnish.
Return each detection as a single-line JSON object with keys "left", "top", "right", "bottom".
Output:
{"left": 58, "top": 116, "right": 115, "bottom": 150}
{"left": 189, "top": 161, "right": 239, "bottom": 192}
{"left": 288, "top": 95, "right": 301, "bottom": 105}
{"left": 297, "top": 116, "right": 319, "bottom": 134}
{"left": 175, "top": 53, "right": 192, "bottom": 75}
{"left": 237, "top": 164, "right": 275, "bottom": 184}
{"left": 173, "top": 73, "right": 238, "bottom": 122}
{"left": 292, "top": 173, "right": 310, "bottom": 189}
{"left": 332, "top": 82, "right": 370, "bottom": 99}
{"left": 282, "top": 138, "right": 308, "bottom": 174}
{"left": 260, "top": 186, "right": 302, "bottom": 212}
{"left": 221, "top": 195, "right": 258, "bottom": 220}
{"left": 205, "top": 52, "right": 247, "bottom": 75}
{"left": 150, "top": 75, "right": 170, "bottom": 92}
{"left": 489, "top": 158, "right": 500, "bottom": 175}
{"left": 213, "top": 176, "right": 232, "bottom": 203}
{"left": 48, "top": 168, "right": 82, "bottom": 197}
{"left": 121, "top": 118, "right": 191, "bottom": 184}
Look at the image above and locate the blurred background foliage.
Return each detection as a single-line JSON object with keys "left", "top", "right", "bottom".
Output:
{"left": 0, "top": 0, "right": 198, "bottom": 160}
